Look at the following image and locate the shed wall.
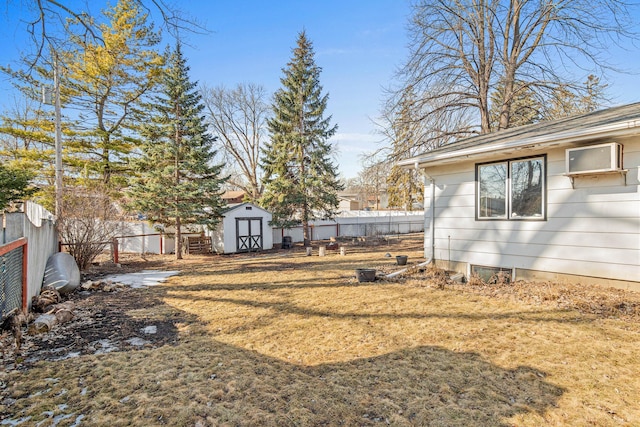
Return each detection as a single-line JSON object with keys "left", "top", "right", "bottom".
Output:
{"left": 210, "top": 205, "right": 273, "bottom": 254}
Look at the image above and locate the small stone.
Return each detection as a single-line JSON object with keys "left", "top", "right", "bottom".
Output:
{"left": 54, "top": 309, "right": 74, "bottom": 324}
{"left": 80, "top": 280, "right": 94, "bottom": 290}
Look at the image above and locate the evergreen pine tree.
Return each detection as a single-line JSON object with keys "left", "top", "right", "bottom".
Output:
{"left": 489, "top": 80, "right": 542, "bottom": 130}
{"left": 0, "top": 164, "right": 35, "bottom": 211}
{"left": 260, "top": 31, "right": 343, "bottom": 246}
{"left": 386, "top": 88, "right": 424, "bottom": 211}
{"left": 127, "top": 44, "right": 226, "bottom": 259}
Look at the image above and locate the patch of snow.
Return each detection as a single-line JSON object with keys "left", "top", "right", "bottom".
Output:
{"left": 35, "top": 404, "right": 81, "bottom": 427}
{"left": 36, "top": 412, "right": 74, "bottom": 427}
{"left": 54, "top": 352, "right": 81, "bottom": 361}
{"left": 126, "top": 337, "right": 150, "bottom": 347}
{"left": 28, "top": 388, "right": 51, "bottom": 398}
{"left": 70, "top": 415, "right": 84, "bottom": 427}
{"left": 142, "top": 325, "right": 157, "bottom": 334}
{"left": 102, "top": 270, "right": 179, "bottom": 288}
{"left": 94, "top": 339, "right": 118, "bottom": 354}
{"left": 1, "top": 417, "right": 32, "bottom": 426}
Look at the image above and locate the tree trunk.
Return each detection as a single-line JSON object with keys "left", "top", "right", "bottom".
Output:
{"left": 479, "top": 82, "right": 492, "bottom": 133}
{"left": 302, "top": 203, "right": 310, "bottom": 247}
{"left": 498, "top": 74, "right": 515, "bottom": 130}
{"left": 498, "top": 0, "right": 521, "bottom": 131}
{"left": 175, "top": 109, "right": 182, "bottom": 260}
{"left": 176, "top": 215, "right": 182, "bottom": 260}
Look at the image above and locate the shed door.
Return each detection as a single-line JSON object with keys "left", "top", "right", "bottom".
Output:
{"left": 236, "top": 218, "right": 263, "bottom": 252}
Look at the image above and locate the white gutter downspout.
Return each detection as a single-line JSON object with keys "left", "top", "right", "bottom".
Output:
{"left": 385, "top": 163, "right": 434, "bottom": 279}
{"left": 424, "top": 167, "right": 436, "bottom": 263}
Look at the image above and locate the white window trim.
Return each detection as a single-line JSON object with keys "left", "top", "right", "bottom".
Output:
{"left": 476, "top": 155, "right": 546, "bottom": 221}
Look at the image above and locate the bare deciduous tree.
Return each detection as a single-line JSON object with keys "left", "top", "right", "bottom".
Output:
{"left": 358, "top": 155, "right": 388, "bottom": 211}
{"left": 202, "top": 83, "right": 270, "bottom": 202}
{"left": 399, "top": 0, "right": 636, "bottom": 139}
{"left": 378, "top": 86, "right": 468, "bottom": 162}
{"left": 14, "top": 0, "right": 204, "bottom": 67}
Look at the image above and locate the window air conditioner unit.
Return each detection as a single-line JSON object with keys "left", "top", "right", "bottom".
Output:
{"left": 565, "top": 142, "right": 623, "bottom": 175}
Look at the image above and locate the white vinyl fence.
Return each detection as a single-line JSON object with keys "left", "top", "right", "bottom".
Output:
{"left": 117, "top": 222, "right": 162, "bottom": 254}
{"left": 273, "top": 211, "right": 425, "bottom": 245}
{"left": 113, "top": 211, "right": 425, "bottom": 254}
{"left": 115, "top": 222, "right": 204, "bottom": 255}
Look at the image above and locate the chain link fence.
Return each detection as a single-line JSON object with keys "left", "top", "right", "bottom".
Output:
{"left": 0, "top": 239, "right": 26, "bottom": 321}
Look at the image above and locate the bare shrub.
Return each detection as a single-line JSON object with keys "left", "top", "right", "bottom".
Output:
{"left": 424, "top": 264, "right": 449, "bottom": 289}
{"left": 57, "top": 189, "right": 130, "bottom": 270}
{"left": 489, "top": 271, "right": 512, "bottom": 285}
{"left": 467, "top": 272, "right": 485, "bottom": 286}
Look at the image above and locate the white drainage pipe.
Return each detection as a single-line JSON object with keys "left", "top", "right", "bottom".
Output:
{"left": 385, "top": 258, "right": 433, "bottom": 279}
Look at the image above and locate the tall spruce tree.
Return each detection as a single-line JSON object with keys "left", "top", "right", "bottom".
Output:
{"left": 127, "top": 44, "right": 226, "bottom": 259}
{"left": 260, "top": 31, "right": 342, "bottom": 246}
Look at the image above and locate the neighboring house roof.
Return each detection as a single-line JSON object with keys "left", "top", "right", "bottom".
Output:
{"left": 338, "top": 194, "right": 360, "bottom": 201}
{"left": 399, "top": 102, "right": 640, "bottom": 168}
{"left": 222, "top": 190, "right": 246, "bottom": 200}
{"left": 221, "top": 202, "right": 271, "bottom": 217}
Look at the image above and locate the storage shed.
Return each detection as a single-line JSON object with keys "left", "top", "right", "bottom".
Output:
{"left": 209, "top": 203, "right": 273, "bottom": 254}
{"left": 399, "top": 103, "right": 640, "bottom": 291}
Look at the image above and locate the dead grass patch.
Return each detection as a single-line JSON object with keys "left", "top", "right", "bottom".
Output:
{"left": 2, "top": 235, "right": 639, "bottom": 426}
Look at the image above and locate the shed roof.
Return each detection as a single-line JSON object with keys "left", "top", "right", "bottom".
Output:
{"left": 221, "top": 202, "right": 271, "bottom": 217}
{"left": 399, "top": 102, "right": 640, "bottom": 168}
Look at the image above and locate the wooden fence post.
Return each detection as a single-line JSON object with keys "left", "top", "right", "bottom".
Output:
{"left": 22, "top": 240, "right": 28, "bottom": 311}
{"left": 112, "top": 238, "right": 119, "bottom": 264}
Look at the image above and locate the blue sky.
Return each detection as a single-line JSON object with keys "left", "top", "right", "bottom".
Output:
{"left": 181, "top": 1, "right": 411, "bottom": 179}
{"left": 1, "top": 1, "right": 639, "bottom": 179}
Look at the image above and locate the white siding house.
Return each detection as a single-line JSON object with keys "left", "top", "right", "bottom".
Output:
{"left": 208, "top": 203, "right": 273, "bottom": 254}
{"left": 400, "top": 103, "right": 640, "bottom": 291}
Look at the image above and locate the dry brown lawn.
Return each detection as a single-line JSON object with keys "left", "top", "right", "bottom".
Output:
{"left": 1, "top": 235, "right": 639, "bottom": 426}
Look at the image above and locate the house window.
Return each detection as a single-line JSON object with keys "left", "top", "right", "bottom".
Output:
{"left": 477, "top": 156, "right": 545, "bottom": 220}
{"left": 471, "top": 265, "right": 513, "bottom": 283}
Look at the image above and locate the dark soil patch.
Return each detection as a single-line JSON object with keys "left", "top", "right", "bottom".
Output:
{"left": 2, "top": 285, "right": 197, "bottom": 370}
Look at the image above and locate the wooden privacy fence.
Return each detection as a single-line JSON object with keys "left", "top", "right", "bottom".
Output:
{"left": 0, "top": 237, "right": 27, "bottom": 321}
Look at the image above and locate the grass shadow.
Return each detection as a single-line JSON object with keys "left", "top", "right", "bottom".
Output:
{"left": 2, "top": 299, "right": 564, "bottom": 426}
